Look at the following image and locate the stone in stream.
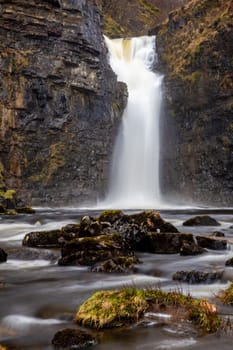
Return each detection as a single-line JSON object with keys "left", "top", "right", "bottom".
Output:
{"left": 173, "top": 270, "right": 224, "bottom": 284}
{"left": 225, "top": 257, "right": 233, "bottom": 266}
{"left": 183, "top": 215, "right": 220, "bottom": 226}
{"left": 58, "top": 233, "right": 139, "bottom": 272}
{"left": 52, "top": 328, "right": 97, "bottom": 349}
{"left": 196, "top": 236, "right": 227, "bottom": 250}
{"left": 22, "top": 230, "right": 77, "bottom": 248}
{"left": 180, "top": 241, "right": 207, "bottom": 256}
{"left": 0, "top": 248, "right": 7, "bottom": 263}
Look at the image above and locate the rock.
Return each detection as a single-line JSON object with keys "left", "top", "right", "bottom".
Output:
{"left": 183, "top": 216, "right": 220, "bottom": 226}
{"left": 98, "top": 210, "right": 124, "bottom": 224}
{"left": 62, "top": 224, "right": 80, "bottom": 235}
{"left": 0, "top": 0, "right": 127, "bottom": 207}
{"left": 180, "top": 241, "right": 206, "bottom": 256}
{"left": 59, "top": 233, "right": 137, "bottom": 266}
{"left": 109, "top": 210, "right": 179, "bottom": 250}
{"left": 0, "top": 205, "right": 6, "bottom": 214}
{"left": 157, "top": 0, "right": 233, "bottom": 207}
{"left": 58, "top": 233, "right": 137, "bottom": 271}
{"left": 173, "top": 270, "right": 223, "bottom": 284}
{"left": 210, "top": 231, "right": 225, "bottom": 237}
{"left": 225, "top": 257, "right": 233, "bottom": 266}
{"left": 0, "top": 248, "right": 7, "bottom": 263}
{"left": 15, "top": 207, "right": 35, "bottom": 214}
{"left": 8, "top": 247, "right": 59, "bottom": 261}
{"left": 135, "top": 232, "right": 194, "bottom": 254}
{"left": 52, "top": 328, "right": 97, "bottom": 349}
{"left": 91, "top": 256, "right": 138, "bottom": 273}
{"left": 196, "top": 236, "right": 227, "bottom": 250}
{"left": 79, "top": 216, "right": 103, "bottom": 237}
{"left": 22, "top": 230, "right": 77, "bottom": 248}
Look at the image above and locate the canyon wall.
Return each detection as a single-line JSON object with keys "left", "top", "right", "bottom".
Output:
{"left": 0, "top": 0, "right": 127, "bottom": 206}
{"left": 155, "top": 0, "right": 233, "bottom": 205}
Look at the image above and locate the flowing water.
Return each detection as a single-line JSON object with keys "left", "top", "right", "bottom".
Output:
{"left": 102, "top": 36, "right": 163, "bottom": 209}
{"left": 0, "top": 209, "right": 233, "bottom": 349}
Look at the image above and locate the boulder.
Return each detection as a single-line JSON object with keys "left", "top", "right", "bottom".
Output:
{"left": 180, "top": 241, "right": 206, "bottom": 256}
{"left": 225, "top": 257, "right": 233, "bottom": 266}
{"left": 15, "top": 207, "right": 35, "bottom": 214}
{"left": 173, "top": 270, "right": 223, "bottom": 284}
{"left": 210, "top": 231, "right": 225, "bottom": 237}
{"left": 196, "top": 236, "right": 227, "bottom": 250}
{"left": 8, "top": 247, "right": 59, "bottom": 261}
{"left": 0, "top": 248, "right": 7, "bottom": 263}
{"left": 52, "top": 328, "right": 97, "bottom": 349}
{"left": 183, "top": 216, "right": 220, "bottom": 226}
{"left": 58, "top": 233, "right": 138, "bottom": 271}
{"left": 91, "top": 256, "right": 138, "bottom": 273}
{"left": 22, "top": 230, "right": 77, "bottom": 248}
{"left": 107, "top": 210, "right": 179, "bottom": 250}
{"left": 61, "top": 224, "right": 80, "bottom": 235}
{"left": 0, "top": 204, "right": 6, "bottom": 214}
{"left": 134, "top": 232, "right": 194, "bottom": 254}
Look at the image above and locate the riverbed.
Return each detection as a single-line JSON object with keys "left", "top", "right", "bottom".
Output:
{"left": 0, "top": 208, "right": 233, "bottom": 349}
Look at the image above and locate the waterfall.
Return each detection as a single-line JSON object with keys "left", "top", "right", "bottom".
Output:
{"left": 102, "top": 35, "right": 163, "bottom": 209}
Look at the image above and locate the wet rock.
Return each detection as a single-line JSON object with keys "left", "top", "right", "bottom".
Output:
{"left": 99, "top": 210, "right": 124, "bottom": 224}
{"left": 135, "top": 232, "right": 194, "bottom": 254}
{"left": 196, "top": 236, "right": 227, "bottom": 250}
{"left": 180, "top": 241, "right": 206, "bottom": 256}
{"left": 52, "top": 328, "right": 97, "bottom": 349}
{"left": 225, "top": 257, "right": 233, "bottom": 266}
{"left": 62, "top": 224, "right": 80, "bottom": 235}
{"left": 15, "top": 207, "right": 35, "bottom": 214}
{"left": 109, "top": 211, "right": 179, "bottom": 250}
{"left": 91, "top": 256, "right": 138, "bottom": 273}
{"left": 183, "top": 216, "right": 220, "bottom": 226}
{"left": 210, "top": 231, "right": 225, "bottom": 237}
{"left": 173, "top": 270, "right": 223, "bottom": 284}
{"left": 58, "top": 233, "right": 137, "bottom": 271}
{"left": 8, "top": 247, "right": 59, "bottom": 261}
{"left": 79, "top": 216, "right": 103, "bottom": 237}
{"left": 0, "top": 248, "right": 7, "bottom": 263}
{"left": 22, "top": 230, "right": 77, "bottom": 248}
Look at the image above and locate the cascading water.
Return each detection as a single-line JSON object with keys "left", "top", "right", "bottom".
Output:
{"left": 102, "top": 35, "right": 163, "bottom": 209}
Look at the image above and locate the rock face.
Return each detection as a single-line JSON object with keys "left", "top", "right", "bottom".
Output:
{"left": 98, "top": 0, "right": 189, "bottom": 37}
{"left": 0, "top": 0, "right": 127, "bottom": 206}
{"left": 156, "top": 0, "right": 233, "bottom": 206}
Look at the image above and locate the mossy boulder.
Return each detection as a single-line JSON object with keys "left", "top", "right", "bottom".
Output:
{"left": 58, "top": 233, "right": 137, "bottom": 271}
{"left": 134, "top": 232, "right": 194, "bottom": 254}
{"left": 196, "top": 236, "right": 227, "bottom": 250}
{"left": 52, "top": 328, "right": 97, "bottom": 349}
{"left": 22, "top": 230, "right": 77, "bottom": 248}
{"left": 15, "top": 207, "right": 35, "bottom": 214}
{"left": 98, "top": 210, "right": 124, "bottom": 224}
{"left": 62, "top": 223, "right": 80, "bottom": 235}
{"left": 75, "top": 287, "right": 221, "bottom": 333}
{"left": 79, "top": 216, "right": 104, "bottom": 237}
{"left": 0, "top": 248, "right": 7, "bottom": 263}
{"left": 183, "top": 215, "right": 221, "bottom": 226}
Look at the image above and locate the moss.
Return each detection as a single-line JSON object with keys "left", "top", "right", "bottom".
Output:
{"left": 0, "top": 189, "right": 16, "bottom": 200}
{"left": 75, "top": 288, "right": 147, "bottom": 328}
{"left": 99, "top": 210, "right": 123, "bottom": 223}
{"left": 75, "top": 287, "right": 221, "bottom": 333}
{"left": 219, "top": 282, "right": 233, "bottom": 305}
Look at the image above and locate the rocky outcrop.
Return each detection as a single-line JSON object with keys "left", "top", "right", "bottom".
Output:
{"left": 98, "top": 0, "right": 189, "bottom": 37}
{"left": 155, "top": 0, "right": 233, "bottom": 206}
{"left": 0, "top": 0, "right": 127, "bottom": 206}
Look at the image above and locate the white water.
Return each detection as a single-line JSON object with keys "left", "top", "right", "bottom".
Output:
{"left": 101, "top": 36, "right": 163, "bottom": 209}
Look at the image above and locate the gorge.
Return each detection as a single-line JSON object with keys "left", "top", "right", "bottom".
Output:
{"left": 0, "top": 0, "right": 232, "bottom": 208}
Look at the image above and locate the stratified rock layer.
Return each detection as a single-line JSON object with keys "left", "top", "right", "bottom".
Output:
{"left": 0, "top": 0, "right": 127, "bottom": 206}
{"left": 156, "top": 0, "right": 233, "bottom": 206}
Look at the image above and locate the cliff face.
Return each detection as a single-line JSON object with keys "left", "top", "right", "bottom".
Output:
{"left": 156, "top": 0, "right": 233, "bottom": 205}
{"left": 0, "top": 0, "right": 127, "bottom": 206}
{"left": 98, "top": 0, "right": 189, "bottom": 37}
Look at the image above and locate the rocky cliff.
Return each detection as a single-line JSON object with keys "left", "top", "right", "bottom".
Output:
{"left": 0, "top": 0, "right": 127, "bottom": 206}
{"left": 98, "top": 0, "right": 189, "bottom": 37}
{"left": 155, "top": 0, "right": 233, "bottom": 205}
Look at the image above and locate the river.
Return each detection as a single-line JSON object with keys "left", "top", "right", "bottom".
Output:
{"left": 0, "top": 208, "right": 233, "bottom": 349}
